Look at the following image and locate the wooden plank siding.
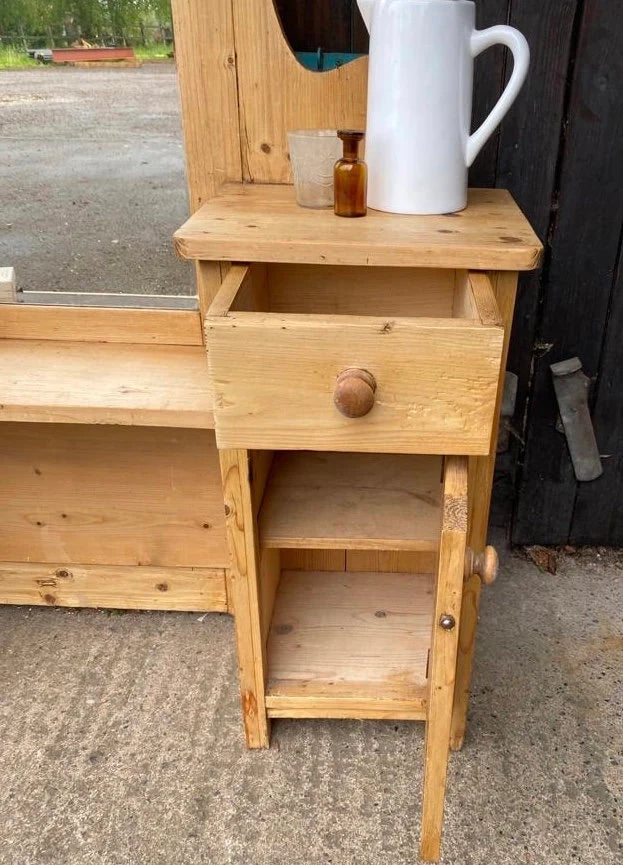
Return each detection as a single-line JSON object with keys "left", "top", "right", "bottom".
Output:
{"left": 273, "top": 0, "right": 623, "bottom": 544}
{"left": 514, "top": 0, "right": 623, "bottom": 544}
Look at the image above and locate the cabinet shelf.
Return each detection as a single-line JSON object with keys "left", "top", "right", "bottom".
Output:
{"left": 265, "top": 569, "right": 433, "bottom": 720}
{"left": 259, "top": 451, "right": 442, "bottom": 551}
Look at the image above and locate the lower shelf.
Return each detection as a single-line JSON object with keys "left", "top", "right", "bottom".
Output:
{"left": 265, "top": 569, "right": 433, "bottom": 720}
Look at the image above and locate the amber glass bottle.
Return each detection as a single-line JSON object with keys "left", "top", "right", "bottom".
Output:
{"left": 334, "top": 130, "right": 367, "bottom": 217}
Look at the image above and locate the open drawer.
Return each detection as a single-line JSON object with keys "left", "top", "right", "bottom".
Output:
{"left": 206, "top": 264, "right": 504, "bottom": 454}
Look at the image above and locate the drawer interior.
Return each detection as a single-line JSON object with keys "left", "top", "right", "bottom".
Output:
{"left": 226, "top": 263, "right": 488, "bottom": 321}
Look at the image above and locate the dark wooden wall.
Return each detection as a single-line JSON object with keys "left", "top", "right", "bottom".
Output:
{"left": 275, "top": 0, "right": 623, "bottom": 546}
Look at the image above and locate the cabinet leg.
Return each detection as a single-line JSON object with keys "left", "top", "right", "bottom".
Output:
{"left": 230, "top": 567, "right": 271, "bottom": 749}
{"left": 220, "top": 448, "right": 270, "bottom": 749}
{"left": 449, "top": 271, "right": 519, "bottom": 752}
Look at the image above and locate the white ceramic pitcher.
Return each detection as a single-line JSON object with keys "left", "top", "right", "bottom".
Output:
{"left": 358, "top": 0, "right": 530, "bottom": 214}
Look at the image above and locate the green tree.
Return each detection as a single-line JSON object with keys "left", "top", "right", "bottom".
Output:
{"left": 0, "top": 0, "right": 172, "bottom": 39}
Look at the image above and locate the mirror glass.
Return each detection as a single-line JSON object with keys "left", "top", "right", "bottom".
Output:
{"left": 274, "top": 0, "right": 368, "bottom": 71}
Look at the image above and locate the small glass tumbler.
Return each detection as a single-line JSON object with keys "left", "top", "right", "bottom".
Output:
{"left": 287, "top": 129, "right": 343, "bottom": 208}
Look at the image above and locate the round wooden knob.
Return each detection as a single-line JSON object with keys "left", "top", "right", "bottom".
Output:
{"left": 464, "top": 545, "right": 499, "bottom": 585}
{"left": 333, "top": 368, "right": 376, "bottom": 418}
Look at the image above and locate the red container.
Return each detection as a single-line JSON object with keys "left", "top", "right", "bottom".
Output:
{"left": 52, "top": 47, "right": 134, "bottom": 63}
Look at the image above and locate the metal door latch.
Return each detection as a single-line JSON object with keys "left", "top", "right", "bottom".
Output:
{"left": 551, "top": 357, "right": 603, "bottom": 482}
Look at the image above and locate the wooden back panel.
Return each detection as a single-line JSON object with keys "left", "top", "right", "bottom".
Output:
{"left": 171, "top": 0, "right": 368, "bottom": 209}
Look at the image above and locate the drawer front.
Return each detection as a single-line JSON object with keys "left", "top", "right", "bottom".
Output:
{"left": 207, "top": 311, "right": 504, "bottom": 455}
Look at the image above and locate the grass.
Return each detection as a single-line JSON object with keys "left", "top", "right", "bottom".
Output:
{"left": 0, "top": 45, "right": 38, "bottom": 69}
{"left": 134, "top": 43, "right": 173, "bottom": 62}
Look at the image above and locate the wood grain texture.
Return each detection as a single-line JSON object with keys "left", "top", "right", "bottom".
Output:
{"left": 513, "top": 0, "right": 623, "bottom": 544}
{"left": 451, "top": 270, "right": 518, "bottom": 751}
{"left": 170, "top": 0, "right": 242, "bottom": 210}
{"left": 421, "top": 456, "right": 468, "bottom": 863}
{"left": 250, "top": 449, "right": 275, "bottom": 518}
{"left": 196, "top": 261, "right": 226, "bottom": 322}
{"left": 468, "top": 272, "right": 519, "bottom": 547}
{"left": 232, "top": 0, "right": 367, "bottom": 183}
{"left": 452, "top": 272, "right": 479, "bottom": 321}
{"left": 266, "top": 570, "right": 434, "bottom": 713}
{"left": 571, "top": 242, "right": 623, "bottom": 544}
{"left": 207, "top": 265, "right": 255, "bottom": 317}
{"left": 175, "top": 183, "right": 543, "bottom": 271}
{"left": 259, "top": 451, "right": 442, "bottom": 551}
{"left": 564, "top": 1, "right": 623, "bottom": 545}
{"left": 207, "top": 310, "right": 504, "bottom": 455}
{"left": 346, "top": 550, "right": 438, "bottom": 574}
{"left": 0, "top": 562, "right": 227, "bottom": 612}
{"left": 0, "top": 340, "right": 213, "bottom": 428}
{"left": 468, "top": 272, "right": 503, "bottom": 326}
{"left": 0, "top": 304, "right": 203, "bottom": 344}
{"left": 259, "top": 547, "right": 281, "bottom": 643}
{"left": 219, "top": 448, "right": 270, "bottom": 748}
{"left": 278, "top": 549, "right": 437, "bottom": 574}
{"left": 0, "top": 424, "right": 228, "bottom": 568}
{"left": 502, "top": 0, "right": 578, "bottom": 473}
{"left": 267, "top": 694, "right": 426, "bottom": 721}
{"left": 266, "top": 264, "right": 456, "bottom": 317}
{"left": 280, "top": 549, "right": 346, "bottom": 571}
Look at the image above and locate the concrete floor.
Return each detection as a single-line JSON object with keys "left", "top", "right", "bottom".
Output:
{"left": 0, "top": 538, "right": 621, "bottom": 864}
{"left": 0, "top": 65, "right": 194, "bottom": 296}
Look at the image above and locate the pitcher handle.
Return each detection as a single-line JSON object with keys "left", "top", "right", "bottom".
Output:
{"left": 466, "top": 25, "right": 530, "bottom": 168}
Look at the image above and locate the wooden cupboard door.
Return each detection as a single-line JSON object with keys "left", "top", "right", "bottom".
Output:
{"left": 421, "top": 456, "right": 469, "bottom": 862}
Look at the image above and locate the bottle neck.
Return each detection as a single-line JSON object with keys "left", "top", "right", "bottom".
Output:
{"left": 342, "top": 140, "right": 359, "bottom": 162}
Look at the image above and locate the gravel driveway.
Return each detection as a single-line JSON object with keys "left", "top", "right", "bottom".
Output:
{"left": 0, "top": 64, "right": 194, "bottom": 296}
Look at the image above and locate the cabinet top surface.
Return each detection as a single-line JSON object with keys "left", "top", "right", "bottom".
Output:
{"left": 174, "top": 183, "right": 542, "bottom": 271}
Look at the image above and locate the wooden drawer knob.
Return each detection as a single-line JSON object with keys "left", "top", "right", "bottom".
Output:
{"left": 464, "top": 545, "right": 499, "bottom": 585}
{"left": 334, "top": 368, "right": 376, "bottom": 418}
